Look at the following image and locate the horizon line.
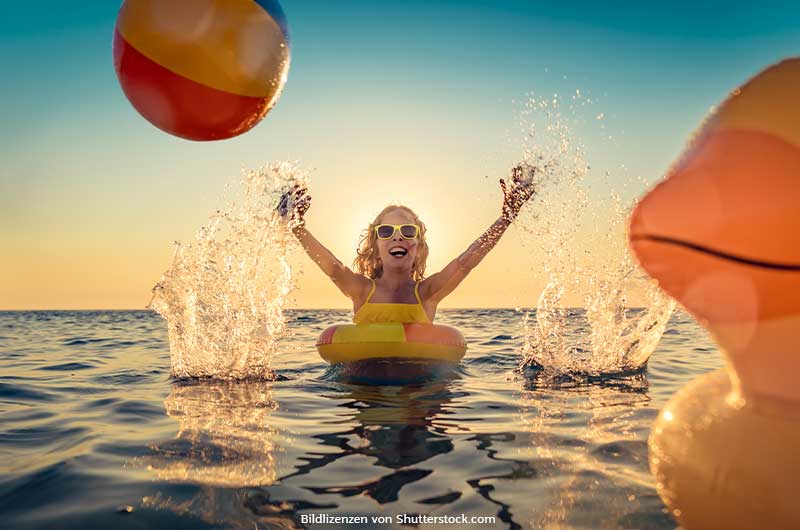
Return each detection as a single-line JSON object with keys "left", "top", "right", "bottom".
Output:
{"left": 0, "top": 306, "right": 652, "bottom": 312}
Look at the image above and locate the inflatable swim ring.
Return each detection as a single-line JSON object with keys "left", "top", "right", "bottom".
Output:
{"left": 316, "top": 323, "right": 466, "bottom": 364}
{"left": 629, "top": 58, "right": 800, "bottom": 530}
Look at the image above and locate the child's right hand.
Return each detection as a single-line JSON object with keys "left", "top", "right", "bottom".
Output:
{"left": 277, "top": 184, "right": 311, "bottom": 224}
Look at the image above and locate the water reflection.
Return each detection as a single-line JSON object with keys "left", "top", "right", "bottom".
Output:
{"left": 279, "top": 375, "right": 534, "bottom": 529}
{"left": 137, "top": 370, "right": 674, "bottom": 529}
{"left": 144, "top": 379, "right": 280, "bottom": 487}
{"left": 141, "top": 375, "right": 469, "bottom": 526}
{"left": 285, "top": 380, "right": 458, "bottom": 504}
{"left": 518, "top": 372, "right": 674, "bottom": 530}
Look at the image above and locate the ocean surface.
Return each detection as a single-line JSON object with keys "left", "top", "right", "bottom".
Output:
{"left": 0, "top": 309, "right": 723, "bottom": 529}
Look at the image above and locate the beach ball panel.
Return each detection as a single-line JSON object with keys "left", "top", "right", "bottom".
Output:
{"left": 253, "top": 0, "right": 290, "bottom": 40}
{"left": 116, "top": 0, "right": 289, "bottom": 98}
{"left": 114, "top": 29, "right": 271, "bottom": 141}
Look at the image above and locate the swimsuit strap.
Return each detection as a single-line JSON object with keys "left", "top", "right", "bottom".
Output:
{"left": 414, "top": 281, "right": 423, "bottom": 305}
{"left": 365, "top": 278, "right": 377, "bottom": 303}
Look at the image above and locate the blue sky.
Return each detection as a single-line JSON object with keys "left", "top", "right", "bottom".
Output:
{"left": 2, "top": 1, "right": 799, "bottom": 308}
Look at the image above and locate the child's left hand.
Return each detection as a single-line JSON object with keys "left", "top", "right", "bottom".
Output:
{"left": 500, "top": 162, "right": 538, "bottom": 221}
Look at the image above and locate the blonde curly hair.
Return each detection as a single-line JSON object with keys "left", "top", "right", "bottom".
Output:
{"left": 353, "top": 205, "right": 429, "bottom": 281}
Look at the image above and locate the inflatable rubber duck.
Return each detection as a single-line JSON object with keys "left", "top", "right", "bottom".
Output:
{"left": 629, "top": 58, "right": 800, "bottom": 530}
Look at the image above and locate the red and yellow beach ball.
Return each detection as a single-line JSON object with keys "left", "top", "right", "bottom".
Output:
{"left": 113, "top": 0, "right": 290, "bottom": 141}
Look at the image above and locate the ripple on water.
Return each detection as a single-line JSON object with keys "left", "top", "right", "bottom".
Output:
{"left": 38, "top": 362, "right": 96, "bottom": 372}
{"left": 0, "top": 409, "right": 55, "bottom": 423}
{"left": 464, "top": 353, "right": 518, "bottom": 370}
{"left": 0, "top": 425, "right": 90, "bottom": 451}
{"left": 590, "top": 440, "right": 647, "bottom": 464}
{"left": 110, "top": 400, "right": 164, "bottom": 422}
{"left": 79, "top": 397, "right": 119, "bottom": 410}
{"left": 0, "top": 458, "right": 155, "bottom": 525}
{"left": 93, "top": 373, "right": 152, "bottom": 386}
{"left": 0, "top": 381, "right": 58, "bottom": 403}
{"left": 100, "top": 340, "right": 139, "bottom": 349}
{"left": 414, "top": 490, "right": 463, "bottom": 505}
{"left": 62, "top": 338, "right": 110, "bottom": 347}
{"left": 93, "top": 441, "right": 152, "bottom": 459}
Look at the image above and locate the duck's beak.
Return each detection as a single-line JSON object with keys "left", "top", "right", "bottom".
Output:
{"left": 628, "top": 58, "right": 800, "bottom": 401}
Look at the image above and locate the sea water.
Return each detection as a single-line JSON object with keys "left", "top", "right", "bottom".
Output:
{"left": 0, "top": 309, "right": 721, "bottom": 529}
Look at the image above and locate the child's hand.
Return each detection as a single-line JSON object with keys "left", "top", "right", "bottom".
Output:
{"left": 277, "top": 184, "right": 311, "bottom": 224}
{"left": 500, "top": 162, "right": 537, "bottom": 221}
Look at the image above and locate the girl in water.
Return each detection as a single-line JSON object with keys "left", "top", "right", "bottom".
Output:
{"left": 281, "top": 165, "right": 536, "bottom": 323}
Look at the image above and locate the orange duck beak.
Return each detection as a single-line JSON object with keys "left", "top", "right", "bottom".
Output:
{"left": 629, "top": 58, "right": 800, "bottom": 401}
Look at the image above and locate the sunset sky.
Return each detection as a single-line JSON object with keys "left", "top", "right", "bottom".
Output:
{"left": 2, "top": 1, "right": 799, "bottom": 309}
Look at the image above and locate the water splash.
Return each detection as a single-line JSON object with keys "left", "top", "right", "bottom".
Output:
{"left": 515, "top": 94, "right": 674, "bottom": 377}
{"left": 149, "top": 162, "right": 307, "bottom": 380}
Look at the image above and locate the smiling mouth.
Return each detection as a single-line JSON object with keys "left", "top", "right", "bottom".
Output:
{"left": 631, "top": 234, "right": 800, "bottom": 271}
{"left": 389, "top": 247, "right": 408, "bottom": 258}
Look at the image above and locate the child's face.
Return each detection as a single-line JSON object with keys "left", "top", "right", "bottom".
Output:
{"left": 377, "top": 209, "right": 418, "bottom": 276}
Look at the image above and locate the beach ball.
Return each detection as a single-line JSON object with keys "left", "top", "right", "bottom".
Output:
{"left": 629, "top": 58, "right": 800, "bottom": 530}
{"left": 113, "top": 0, "right": 290, "bottom": 141}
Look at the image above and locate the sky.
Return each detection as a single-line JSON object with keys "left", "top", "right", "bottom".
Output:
{"left": 1, "top": 0, "right": 799, "bottom": 309}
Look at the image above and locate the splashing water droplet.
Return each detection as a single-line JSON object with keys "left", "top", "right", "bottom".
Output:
{"left": 149, "top": 162, "right": 308, "bottom": 380}
{"left": 514, "top": 93, "right": 674, "bottom": 378}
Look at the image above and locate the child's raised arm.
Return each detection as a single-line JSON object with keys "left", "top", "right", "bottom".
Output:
{"left": 420, "top": 164, "right": 537, "bottom": 303}
{"left": 282, "top": 186, "right": 370, "bottom": 301}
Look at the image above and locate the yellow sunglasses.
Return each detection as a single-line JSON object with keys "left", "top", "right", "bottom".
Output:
{"left": 374, "top": 224, "right": 420, "bottom": 240}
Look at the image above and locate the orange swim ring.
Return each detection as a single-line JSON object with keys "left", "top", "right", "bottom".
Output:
{"left": 316, "top": 323, "right": 467, "bottom": 364}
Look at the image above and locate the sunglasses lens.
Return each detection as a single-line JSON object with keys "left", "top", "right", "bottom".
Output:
{"left": 400, "top": 225, "right": 418, "bottom": 238}
{"left": 376, "top": 225, "right": 395, "bottom": 238}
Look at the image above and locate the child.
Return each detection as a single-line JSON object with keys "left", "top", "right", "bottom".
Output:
{"left": 281, "top": 164, "right": 536, "bottom": 323}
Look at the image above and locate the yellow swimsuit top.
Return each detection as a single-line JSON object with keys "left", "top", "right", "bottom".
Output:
{"left": 352, "top": 279, "right": 431, "bottom": 324}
